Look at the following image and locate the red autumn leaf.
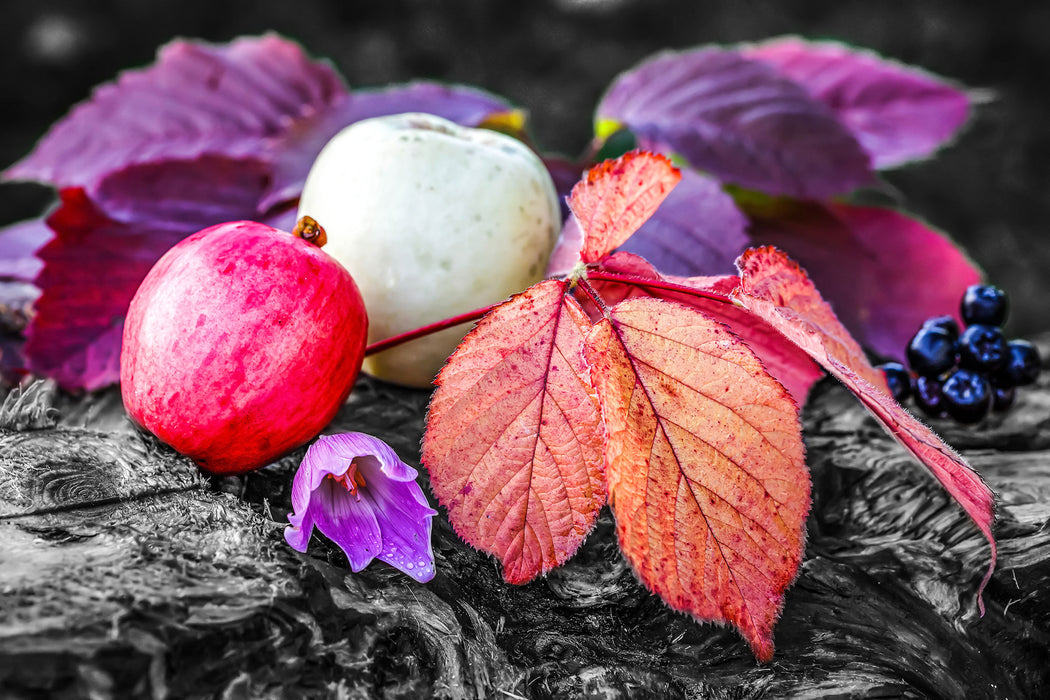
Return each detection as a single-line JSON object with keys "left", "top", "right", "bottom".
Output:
{"left": 585, "top": 297, "right": 810, "bottom": 661}
{"left": 732, "top": 246, "right": 887, "bottom": 392}
{"left": 567, "top": 151, "right": 681, "bottom": 264}
{"left": 422, "top": 279, "right": 605, "bottom": 584}
{"left": 732, "top": 246, "right": 996, "bottom": 609}
{"left": 548, "top": 168, "right": 748, "bottom": 279}
{"left": 589, "top": 252, "right": 825, "bottom": 405}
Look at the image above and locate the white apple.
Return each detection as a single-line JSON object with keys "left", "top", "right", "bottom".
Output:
{"left": 297, "top": 112, "right": 561, "bottom": 387}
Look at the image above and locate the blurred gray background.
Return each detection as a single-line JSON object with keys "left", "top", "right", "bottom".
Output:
{"left": 2, "top": 0, "right": 1047, "bottom": 336}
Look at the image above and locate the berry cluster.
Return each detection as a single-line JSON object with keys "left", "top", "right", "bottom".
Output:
{"left": 878, "top": 284, "right": 1041, "bottom": 424}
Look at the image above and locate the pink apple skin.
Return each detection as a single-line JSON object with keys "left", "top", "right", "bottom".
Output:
{"left": 121, "top": 220, "right": 368, "bottom": 475}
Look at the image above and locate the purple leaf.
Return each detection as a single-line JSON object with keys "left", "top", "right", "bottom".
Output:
{"left": 285, "top": 432, "right": 437, "bottom": 583}
{"left": 546, "top": 217, "right": 584, "bottom": 278}
{"left": 260, "top": 82, "right": 518, "bottom": 210}
{"left": 617, "top": 168, "right": 749, "bottom": 276}
{"left": 744, "top": 198, "right": 983, "bottom": 362}
{"left": 597, "top": 47, "right": 873, "bottom": 198}
{"left": 4, "top": 34, "right": 346, "bottom": 191}
{"left": 742, "top": 36, "right": 972, "bottom": 169}
{"left": 547, "top": 168, "right": 748, "bottom": 278}
{"left": 0, "top": 219, "right": 50, "bottom": 282}
{"left": 26, "top": 156, "right": 272, "bottom": 390}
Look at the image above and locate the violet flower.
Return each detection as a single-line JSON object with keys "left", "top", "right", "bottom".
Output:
{"left": 285, "top": 432, "right": 437, "bottom": 583}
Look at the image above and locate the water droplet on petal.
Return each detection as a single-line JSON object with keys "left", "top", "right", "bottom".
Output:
{"left": 406, "top": 562, "right": 414, "bottom": 570}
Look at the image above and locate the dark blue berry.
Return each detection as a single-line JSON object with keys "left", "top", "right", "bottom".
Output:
{"left": 877, "top": 362, "right": 911, "bottom": 402}
{"left": 942, "top": 369, "right": 992, "bottom": 424}
{"left": 958, "top": 324, "right": 1008, "bottom": 372}
{"left": 992, "top": 339, "right": 1042, "bottom": 387}
{"left": 992, "top": 386, "right": 1016, "bottom": 412}
{"left": 961, "top": 284, "right": 1008, "bottom": 327}
{"left": 907, "top": 326, "right": 958, "bottom": 377}
{"left": 912, "top": 375, "right": 947, "bottom": 418}
{"left": 921, "top": 315, "right": 960, "bottom": 341}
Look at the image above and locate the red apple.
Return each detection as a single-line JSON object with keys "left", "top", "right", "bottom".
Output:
{"left": 120, "top": 220, "right": 367, "bottom": 475}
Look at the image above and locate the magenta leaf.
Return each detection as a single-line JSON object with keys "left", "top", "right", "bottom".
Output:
{"left": 4, "top": 34, "right": 346, "bottom": 191}
{"left": 0, "top": 219, "right": 46, "bottom": 381}
{"left": 617, "top": 168, "right": 749, "bottom": 276}
{"left": 0, "top": 219, "right": 50, "bottom": 282}
{"left": 744, "top": 198, "right": 983, "bottom": 363}
{"left": 546, "top": 217, "right": 585, "bottom": 279}
{"left": 547, "top": 168, "right": 747, "bottom": 279}
{"left": 27, "top": 156, "right": 272, "bottom": 390}
{"left": 261, "top": 82, "right": 518, "bottom": 210}
{"left": 286, "top": 432, "right": 437, "bottom": 583}
{"left": 596, "top": 47, "right": 873, "bottom": 198}
{"left": 2, "top": 30, "right": 521, "bottom": 218}
{"left": 743, "top": 36, "right": 971, "bottom": 169}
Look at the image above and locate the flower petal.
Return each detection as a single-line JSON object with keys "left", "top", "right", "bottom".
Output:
{"left": 285, "top": 435, "right": 359, "bottom": 554}
{"left": 322, "top": 431, "right": 419, "bottom": 482}
{"left": 356, "top": 455, "right": 437, "bottom": 583}
{"left": 311, "top": 478, "right": 384, "bottom": 572}
{"left": 283, "top": 501, "right": 316, "bottom": 552}
{"left": 284, "top": 433, "right": 437, "bottom": 582}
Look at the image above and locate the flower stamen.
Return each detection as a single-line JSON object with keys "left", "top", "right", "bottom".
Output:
{"left": 331, "top": 465, "right": 367, "bottom": 499}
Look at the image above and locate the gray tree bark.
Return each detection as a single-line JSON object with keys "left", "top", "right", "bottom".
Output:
{"left": 1, "top": 337, "right": 1048, "bottom": 699}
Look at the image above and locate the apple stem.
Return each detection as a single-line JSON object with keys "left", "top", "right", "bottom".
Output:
{"left": 293, "top": 216, "right": 328, "bottom": 247}
{"left": 364, "top": 303, "right": 497, "bottom": 357}
{"left": 586, "top": 269, "right": 737, "bottom": 306}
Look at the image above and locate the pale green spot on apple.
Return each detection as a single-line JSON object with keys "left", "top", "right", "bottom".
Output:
{"left": 298, "top": 112, "right": 561, "bottom": 388}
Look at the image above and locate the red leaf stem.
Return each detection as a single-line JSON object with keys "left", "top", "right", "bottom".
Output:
{"left": 364, "top": 303, "right": 497, "bottom": 357}
{"left": 586, "top": 269, "right": 737, "bottom": 307}
{"left": 574, "top": 277, "right": 611, "bottom": 318}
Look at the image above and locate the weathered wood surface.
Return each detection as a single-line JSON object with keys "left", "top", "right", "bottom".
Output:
{"left": 1, "top": 338, "right": 1049, "bottom": 699}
